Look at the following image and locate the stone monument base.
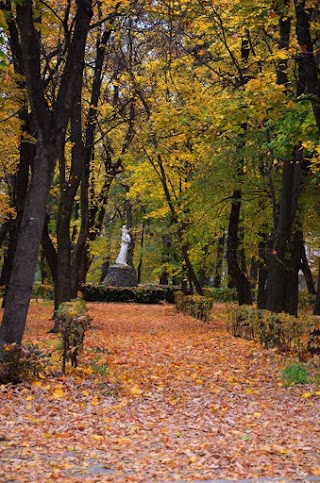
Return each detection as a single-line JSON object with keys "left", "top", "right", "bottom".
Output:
{"left": 103, "top": 264, "right": 138, "bottom": 287}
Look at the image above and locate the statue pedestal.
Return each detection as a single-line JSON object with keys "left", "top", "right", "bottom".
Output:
{"left": 103, "top": 264, "right": 138, "bottom": 287}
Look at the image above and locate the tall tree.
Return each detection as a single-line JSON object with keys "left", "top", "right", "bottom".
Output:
{"left": 0, "top": 0, "right": 93, "bottom": 345}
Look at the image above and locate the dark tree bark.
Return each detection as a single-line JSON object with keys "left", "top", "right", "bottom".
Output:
{"left": 225, "top": 36, "right": 252, "bottom": 305}
{"left": 300, "top": 243, "right": 316, "bottom": 294}
{"left": 41, "top": 214, "right": 57, "bottom": 285}
{"left": 313, "top": 260, "right": 320, "bottom": 315}
{"left": 257, "top": 237, "right": 268, "bottom": 309}
{"left": 0, "top": 113, "right": 34, "bottom": 306}
{"left": 265, "top": 7, "right": 304, "bottom": 315}
{"left": 0, "top": 6, "right": 36, "bottom": 299}
{"left": 55, "top": 87, "right": 84, "bottom": 310}
{"left": 226, "top": 190, "right": 252, "bottom": 305}
{"left": 285, "top": 230, "right": 303, "bottom": 316}
{"left": 124, "top": 190, "right": 134, "bottom": 267}
{"left": 213, "top": 233, "right": 225, "bottom": 288}
{"left": 294, "top": 1, "right": 320, "bottom": 132}
{"left": 159, "top": 234, "right": 171, "bottom": 286}
{"left": 69, "top": 24, "right": 126, "bottom": 294}
{"left": 266, "top": 148, "right": 302, "bottom": 313}
{"left": 0, "top": 0, "right": 93, "bottom": 345}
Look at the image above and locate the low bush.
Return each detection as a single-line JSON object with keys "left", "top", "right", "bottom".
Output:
{"left": 0, "top": 343, "right": 51, "bottom": 384}
{"left": 174, "top": 291, "right": 213, "bottom": 322}
{"left": 231, "top": 305, "right": 320, "bottom": 358}
{"left": 203, "top": 287, "right": 238, "bottom": 303}
{"left": 82, "top": 284, "right": 178, "bottom": 304}
{"left": 31, "top": 283, "right": 54, "bottom": 300}
{"left": 281, "top": 363, "right": 309, "bottom": 386}
{"left": 298, "top": 291, "right": 316, "bottom": 312}
{"left": 55, "top": 299, "right": 91, "bottom": 374}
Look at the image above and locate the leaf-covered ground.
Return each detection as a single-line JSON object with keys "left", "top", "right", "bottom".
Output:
{"left": 1, "top": 301, "right": 320, "bottom": 483}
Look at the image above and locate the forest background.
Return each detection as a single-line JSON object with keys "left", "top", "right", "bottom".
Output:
{"left": 0, "top": 0, "right": 320, "bottom": 345}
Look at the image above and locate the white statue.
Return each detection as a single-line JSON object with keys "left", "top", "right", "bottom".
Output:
{"left": 116, "top": 225, "right": 131, "bottom": 265}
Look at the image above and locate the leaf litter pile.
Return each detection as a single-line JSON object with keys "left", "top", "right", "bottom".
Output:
{"left": 1, "top": 302, "right": 320, "bottom": 483}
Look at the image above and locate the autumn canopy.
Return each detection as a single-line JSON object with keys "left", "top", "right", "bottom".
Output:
{"left": 0, "top": 0, "right": 320, "bottom": 343}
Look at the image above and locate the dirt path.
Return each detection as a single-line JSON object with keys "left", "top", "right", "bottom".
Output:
{"left": 0, "top": 302, "right": 320, "bottom": 482}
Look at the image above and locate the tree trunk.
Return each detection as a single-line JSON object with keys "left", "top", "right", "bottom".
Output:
{"left": 70, "top": 28, "right": 116, "bottom": 294}
{"left": 0, "top": 0, "right": 93, "bottom": 345}
{"left": 55, "top": 88, "right": 84, "bottom": 309}
{"left": 294, "top": 1, "right": 320, "bottom": 133}
{"left": 227, "top": 190, "right": 252, "bottom": 305}
{"left": 313, "top": 260, "right": 320, "bottom": 315}
{"left": 136, "top": 222, "right": 144, "bottom": 284}
{"left": 181, "top": 243, "right": 203, "bottom": 295}
{"left": 41, "top": 214, "right": 57, "bottom": 285}
{"left": 159, "top": 234, "right": 170, "bottom": 285}
{"left": 266, "top": 146, "right": 302, "bottom": 314}
{"left": 1, "top": 109, "right": 34, "bottom": 305}
{"left": 257, "top": 238, "right": 268, "bottom": 309}
{"left": 285, "top": 230, "right": 303, "bottom": 316}
{"left": 213, "top": 233, "right": 225, "bottom": 287}
{"left": 0, "top": 137, "right": 56, "bottom": 344}
{"left": 300, "top": 243, "right": 316, "bottom": 294}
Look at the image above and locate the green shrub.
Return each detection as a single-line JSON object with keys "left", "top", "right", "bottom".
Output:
{"left": 232, "top": 305, "right": 257, "bottom": 340}
{"left": 55, "top": 299, "right": 91, "bottom": 374}
{"left": 174, "top": 292, "right": 213, "bottom": 322}
{"left": 0, "top": 343, "right": 51, "bottom": 384}
{"left": 307, "top": 326, "right": 320, "bottom": 356}
{"left": 174, "top": 291, "right": 184, "bottom": 312}
{"left": 298, "top": 291, "right": 316, "bottom": 312}
{"left": 203, "top": 287, "right": 238, "bottom": 303}
{"left": 82, "top": 284, "right": 178, "bottom": 304}
{"left": 281, "top": 363, "right": 309, "bottom": 386}
{"left": 231, "top": 306, "right": 320, "bottom": 358}
{"left": 31, "top": 283, "right": 54, "bottom": 300}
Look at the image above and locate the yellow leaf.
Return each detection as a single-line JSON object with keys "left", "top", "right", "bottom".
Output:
{"left": 130, "top": 385, "right": 143, "bottom": 396}
{"left": 90, "top": 396, "right": 99, "bottom": 406}
{"left": 53, "top": 388, "right": 64, "bottom": 399}
{"left": 302, "top": 391, "right": 312, "bottom": 398}
{"left": 118, "top": 437, "right": 131, "bottom": 444}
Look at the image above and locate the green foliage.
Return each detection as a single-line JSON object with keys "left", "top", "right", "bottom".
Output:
{"left": 298, "top": 291, "right": 316, "bottom": 312}
{"left": 307, "top": 327, "right": 320, "bottom": 356}
{"left": 55, "top": 299, "right": 91, "bottom": 374}
{"left": 0, "top": 343, "right": 51, "bottom": 384}
{"left": 203, "top": 287, "right": 238, "bottom": 303}
{"left": 231, "top": 305, "right": 320, "bottom": 358}
{"left": 82, "top": 284, "right": 178, "bottom": 304}
{"left": 174, "top": 291, "right": 214, "bottom": 322}
{"left": 31, "top": 283, "right": 54, "bottom": 300}
{"left": 281, "top": 363, "right": 309, "bottom": 386}
{"left": 90, "top": 358, "right": 109, "bottom": 377}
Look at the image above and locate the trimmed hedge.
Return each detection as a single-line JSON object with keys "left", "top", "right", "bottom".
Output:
{"left": 0, "top": 283, "right": 54, "bottom": 300}
{"left": 174, "top": 291, "right": 213, "bottom": 322}
{"left": 298, "top": 291, "right": 316, "bottom": 311}
{"left": 203, "top": 287, "right": 238, "bottom": 303}
{"left": 231, "top": 304, "right": 320, "bottom": 357}
{"left": 82, "top": 284, "right": 178, "bottom": 304}
{"left": 31, "top": 283, "right": 54, "bottom": 300}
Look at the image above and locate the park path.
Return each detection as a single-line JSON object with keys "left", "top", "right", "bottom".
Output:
{"left": 0, "top": 302, "right": 320, "bottom": 483}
